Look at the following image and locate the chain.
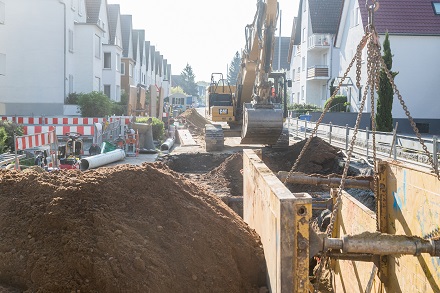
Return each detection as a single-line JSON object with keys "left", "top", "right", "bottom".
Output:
{"left": 375, "top": 47, "right": 440, "bottom": 181}
{"left": 367, "top": 30, "right": 380, "bottom": 231}
{"left": 312, "top": 34, "right": 372, "bottom": 293}
{"left": 284, "top": 33, "right": 371, "bottom": 186}
{"left": 424, "top": 227, "right": 440, "bottom": 240}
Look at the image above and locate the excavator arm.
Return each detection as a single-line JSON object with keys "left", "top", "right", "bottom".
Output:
{"left": 236, "top": 0, "right": 285, "bottom": 145}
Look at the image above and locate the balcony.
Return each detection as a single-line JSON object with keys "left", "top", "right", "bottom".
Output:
{"left": 307, "top": 66, "right": 329, "bottom": 79}
{"left": 308, "top": 34, "right": 331, "bottom": 51}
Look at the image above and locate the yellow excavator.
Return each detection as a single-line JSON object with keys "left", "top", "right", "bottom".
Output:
{"left": 205, "top": 0, "right": 290, "bottom": 149}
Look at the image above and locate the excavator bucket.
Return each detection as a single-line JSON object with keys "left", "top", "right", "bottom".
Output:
{"left": 240, "top": 103, "right": 284, "bottom": 145}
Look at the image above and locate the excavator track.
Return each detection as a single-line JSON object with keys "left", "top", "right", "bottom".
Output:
{"left": 205, "top": 124, "right": 224, "bottom": 151}
{"left": 240, "top": 103, "right": 284, "bottom": 145}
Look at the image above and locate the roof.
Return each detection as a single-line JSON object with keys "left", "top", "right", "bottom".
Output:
{"left": 309, "top": 0, "right": 344, "bottom": 34}
{"left": 359, "top": 0, "right": 440, "bottom": 35}
{"left": 293, "top": 0, "right": 303, "bottom": 45}
{"left": 120, "top": 15, "right": 132, "bottom": 58}
{"left": 273, "top": 37, "right": 291, "bottom": 71}
{"left": 132, "top": 30, "right": 139, "bottom": 61}
{"left": 145, "top": 41, "right": 151, "bottom": 69}
{"left": 85, "top": 0, "right": 102, "bottom": 24}
{"left": 133, "top": 30, "right": 146, "bottom": 63}
{"left": 107, "top": 4, "right": 119, "bottom": 45}
{"left": 150, "top": 46, "right": 155, "bottom": 71}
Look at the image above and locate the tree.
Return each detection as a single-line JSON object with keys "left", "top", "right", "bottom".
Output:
{"left": 376, "top": 32, "right": 398, "bottom": 132}
{"left": 228, "top": 51, "right": 241, "bottom": 85}
{"left": 180, "top": 63, "right": 198, "bottom": 97}
{"left": 0, "top": 120, "right": 23, "bottom": 152}
{"left": 77, "top": 91, "right": 113, "bottom": 117}
{"left": 171, "top": 86, "right": 186, "bottom": 95}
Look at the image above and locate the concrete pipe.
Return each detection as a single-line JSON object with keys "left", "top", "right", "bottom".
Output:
{"left": 160, "top": 138, "right": 175, "bottom": 151}
{"left": 80, "top": 149, "right": 125, "bottom": 171}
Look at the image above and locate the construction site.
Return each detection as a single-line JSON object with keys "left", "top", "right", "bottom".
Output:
{"left": 1, "top": 0, "right": 439, "bottom": 292}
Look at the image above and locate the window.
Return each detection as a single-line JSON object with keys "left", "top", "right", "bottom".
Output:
{"left": 121, "top": 62, "right": 125, "bottom": 75}
{"left": 433, "top": 2, "right": 440, "bottom": 14}
{"left": 0, "top": 1, "right": 4, "bottom": 24}
{"left": 302, "top": 57, "right": 305, "bottom": 71}
{"left": 116, "top": 53, "right": 120, "bottom": 71}
{"left": 0, "top": 53, "right": 5, "bottom": 76}
{"left": 104, "top": 85, "right": 111, "bottom": 98}
{"left": 68, "top": 30, "right": 74, "bottom": 52}
{"left": 69, "top": 74, "right": 74, "bottom": 94}
{"left": 358, "top": 85, "right": 363, "bottom": 102}
{"left": 104, "top": 52, "right": 111, "bottom": 69}
{"left": 94, "top": 34, "right": 101, "bottom": 59}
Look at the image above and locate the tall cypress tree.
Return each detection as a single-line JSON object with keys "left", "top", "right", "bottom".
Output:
{"left": 376, "top": 32, "right": 398, "bottom": 132}
{"left": 180, "top": 63, "right": 198, "bottom": 97}
{"left": 228, "top": 51, "right": 241, "bottom": 85}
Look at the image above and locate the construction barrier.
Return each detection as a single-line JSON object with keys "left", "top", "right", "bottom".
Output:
{"left": 23, "top": 125, "right": 95, "bottom": 136}
{"left": 15, "top": 126, "right": 56, "bottom": 151}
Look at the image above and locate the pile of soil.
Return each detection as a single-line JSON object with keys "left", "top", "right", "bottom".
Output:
{"left": 179, "top": 109, "right": 211, "bottom": 130}
{"left": 0, "top": 164, "right": 267, "bottom": 293}
{"left": 262, "top": 137, "right": 342, "bottom": 174}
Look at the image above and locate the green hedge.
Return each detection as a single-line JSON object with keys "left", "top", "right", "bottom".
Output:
{"left": 136, "top": 117, "right": 164, "bottom": 141}
{"left": 324, "top": 95, "right": 348, "bottom": 112}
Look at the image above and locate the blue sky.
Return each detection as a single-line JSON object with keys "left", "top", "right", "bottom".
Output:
{"left": 107, "top": 0, "right": 299, "bottom": 82}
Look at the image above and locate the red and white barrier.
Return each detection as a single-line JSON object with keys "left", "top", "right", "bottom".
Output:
{"left": 44, "top": 117, "right": 103, "bottom": 125}
{"left": 1, "top": 116, "right": 43, "bottom": 124}
{"left": 15, "top": 127, "right": 56, "bottom": 151}
{"left": 23, "top": 125, "right": 94, "bottom": 136}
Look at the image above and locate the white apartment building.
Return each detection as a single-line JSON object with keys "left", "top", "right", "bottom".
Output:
{"left": 289, "top": 0, "right": 343, "bottom": 108}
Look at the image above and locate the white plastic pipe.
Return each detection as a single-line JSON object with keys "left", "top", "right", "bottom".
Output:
{"left": 160, "top": 137, "right": 175, "bottom": 151}
{"left": 80, "top": 149, "right": 125, "bottom": 171}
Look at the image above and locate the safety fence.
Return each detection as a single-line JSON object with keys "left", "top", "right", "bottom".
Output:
{"left": 287, "top": 117, "right": 439, "bottom": 173}
{"left": 1, "top": 115, "right": 133, "bottom": 140}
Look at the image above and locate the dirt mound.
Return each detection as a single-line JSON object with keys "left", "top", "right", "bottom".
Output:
{"left": 205, "top": 152, "right": 243, "bottom": 197}
{"left": 179, "top": 108, "right": 211, "bottom": 130}
{"left": 263, "top": 137, "right": 342, "bottom": 174}
{"left": 0, "top": 165, "right": 266, "bottom": 293}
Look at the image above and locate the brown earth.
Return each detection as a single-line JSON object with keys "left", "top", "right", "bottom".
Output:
{"left": 0, "top": 164, "right": 267, "bottom": 293}
{"left": 178, "top": 108, "right": 211, "bottom": 131}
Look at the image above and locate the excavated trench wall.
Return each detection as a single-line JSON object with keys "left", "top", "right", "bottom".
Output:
{"left": 334, "top": 160, "right": 440, "bottom": 292}
{"left": 243, "top": 149, "right": 312, "bottom": 293}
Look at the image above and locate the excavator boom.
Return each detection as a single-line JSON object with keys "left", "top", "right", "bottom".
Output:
{"left": 236, "top": 0, "right": 285, "bottom": 145}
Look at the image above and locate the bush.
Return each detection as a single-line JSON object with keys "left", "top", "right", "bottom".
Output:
{"left": 287, "top": 103, "right": 321, "bottom": 116}
{"left": 136, "top": 117, "right": 165, "bottom": 141}
{"left": 77, "top": 91, "right": 113, "bottom": 117}
{"left": 65, "top": 92, "right": 81, "bottom": 104}
{"left": 324, "top": 95, "right": 347, "bottom": 112}
{"left": 0, "top": 121, "right": 24, "bottom": 153}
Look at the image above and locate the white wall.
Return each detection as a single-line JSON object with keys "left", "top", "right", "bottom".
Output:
{"left": 386, "top": 35, "right": 440, "bottom": 119}
{"left": 0, "top": 0, "right": 65, "bottom": 104}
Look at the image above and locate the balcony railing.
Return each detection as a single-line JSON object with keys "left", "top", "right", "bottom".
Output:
{"left": 308, "top": 34, "right": 331, "bottom": 50}
{"left": 307, "top": 66, "right": 329, "bottom": 79}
